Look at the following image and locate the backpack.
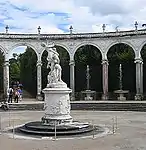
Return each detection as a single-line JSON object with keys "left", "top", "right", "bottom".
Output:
{"left": 9, "top": 89, "right": 13, "bottom": 95}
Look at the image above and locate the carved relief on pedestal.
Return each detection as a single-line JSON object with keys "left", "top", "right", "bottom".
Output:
{"left": 65, "top": 99, "right": 71, "bottom": 114}
{"left": 50, "top": 102, "right": 61, "bottom": 114}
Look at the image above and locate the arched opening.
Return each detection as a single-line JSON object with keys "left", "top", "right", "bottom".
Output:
{"left": 140, "top": 44, "right": 146, "bottom": 98}
{"left": 41, "top": 45, "right": 70, "bottom": 89}
{"left": 9, "top": 46, "right": 37, "bottom": 98}
{"left": 74, "top": 44, "right": 102, "bottom": 99}
{"left": 107, "top": 43, "right": 135, "bottom": 99}
{"left": 0, "top": 50, "right": 4, "bottom": 99}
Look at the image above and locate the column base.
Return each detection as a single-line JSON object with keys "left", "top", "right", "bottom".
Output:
{"left": 102, "top": 94, "right": 108, "bottom": 100}
{"left": 134, "top": 94, "right": 143, "bottom": 101}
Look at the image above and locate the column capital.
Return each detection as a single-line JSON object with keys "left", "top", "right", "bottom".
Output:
{"left": 69, "top": 60, "right": 75, "bottom": 66}
{"left": 134, "top": 58, "right": 143, "bottom": 64}
{"left": 101, "top": 59, "right": 109, "bottom": 65}
{"left": 36, "top": 61, "right": 42, "bottom": 66}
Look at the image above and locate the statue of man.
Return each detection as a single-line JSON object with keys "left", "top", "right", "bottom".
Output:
{"left": 41, "top": 42, "right": 62, "bottom": 85}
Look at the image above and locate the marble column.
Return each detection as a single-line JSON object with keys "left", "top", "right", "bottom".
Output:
{"left": 102, "top": 59, "right": 109, "bottom": 100}
{"left": 134, "top": 58, "right": 143, "bottom": 100}
{"left": 140, "top": 61, "right": 143, "bottom": 95}
{"left": 69, "top": 60, "right": 75, "bottom": 100}
{"left": 36, "top": 61, "right": 42, "bottom": 100}
{"left": 3, "top": 61, "right": 9, "bottom": 97}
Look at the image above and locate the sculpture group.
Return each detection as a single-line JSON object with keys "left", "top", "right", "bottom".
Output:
{"left": 41, "top": 42, "right": 64, "bottom": 88}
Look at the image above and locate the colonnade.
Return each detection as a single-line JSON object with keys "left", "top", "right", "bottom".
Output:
{"left": 35, "top": 57, "right": 143, "bottom": 100}
{"left": 2, "top": 56, "right": 144, "bottom": 100}
{"left": 2, "top": 51, "right": 144, "bottom": 100}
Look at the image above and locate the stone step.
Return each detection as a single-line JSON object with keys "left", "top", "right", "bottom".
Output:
{"left": 3, "top": 101, "right": 146, "bottom": 112}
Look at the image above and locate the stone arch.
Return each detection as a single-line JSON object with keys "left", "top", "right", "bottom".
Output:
{"left": 106, "top": 41, "right": 136, "bottom": 57}
{"left": 74, "top": 43, "right": 102, "bottom": 98}
{"left": 73, "top": 42, "right": 103, "bottom": 59}
{"left": 8, "top": 43, "right": 38, "bottom": 98}
{"left": 8, "top": 42, "right": 38, "bottom": 59}
{"left": 107, "top": 42, "right": 136, "bottom": 99}
{"left": 140, "top": 43, "right": 146, "bottom": 96}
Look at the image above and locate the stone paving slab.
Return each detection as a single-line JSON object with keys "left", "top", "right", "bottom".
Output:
{"left": 0, "top": 110, "right": 146, "bottom": 150}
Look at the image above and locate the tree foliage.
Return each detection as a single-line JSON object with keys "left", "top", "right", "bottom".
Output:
{"left": 75, "top": 45, "right": 101, "bottom": 65}
{"left": 9, "top": 57, "right": 20, "bottom": 81}
{"left": 19, "top": 47, "right": 37, "bottom": 96}
{"left": 107, "top": 44, "right": 135, "bottom": 63}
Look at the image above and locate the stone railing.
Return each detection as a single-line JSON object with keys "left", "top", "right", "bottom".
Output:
{"left": 0, "top": 29, "right": 146, "bottom": 40}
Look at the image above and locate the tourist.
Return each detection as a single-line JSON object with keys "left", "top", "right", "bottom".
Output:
{"left": 14, "top": 88, "right": 19, "bottom": 103}
{"left": 7, "top": 86, "right": 13, "bottom": 103}
{"left": 18, "top": 87, "right": 23, "bottom": 101}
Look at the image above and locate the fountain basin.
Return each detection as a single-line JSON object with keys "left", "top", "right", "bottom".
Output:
{"left": 114, "top": 90, "right": 129, "bottom": 101}
{"left": 18, "top": 121, "right": 94, "bottom": 136}
{"left": 81, "top": 90, "right": 96, "bottom": 100}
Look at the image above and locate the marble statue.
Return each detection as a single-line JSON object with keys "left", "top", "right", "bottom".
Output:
{"left": 41, "top": 42, "right": 72, "bottom": 125}
{"left": 41, "top": 42, "right": 65, "bottom": 88}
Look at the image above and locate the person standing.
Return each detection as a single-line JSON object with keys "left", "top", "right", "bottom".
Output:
{"left": 7, "top": 86, "right": 13, "bottom": 103}
{"left": 18, "top": 87, "right": 23, "bottom": 101}
{"left": 14, "top": 89, "right": 19, "bottom": 103}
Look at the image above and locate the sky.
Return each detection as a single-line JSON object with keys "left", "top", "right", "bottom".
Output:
{"left": 1, "top": 0, "right": 146, "bottom": 56}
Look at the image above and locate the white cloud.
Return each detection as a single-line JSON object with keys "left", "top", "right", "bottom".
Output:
{"left": 0, "top": 0, "right": 146, "bottom": 35}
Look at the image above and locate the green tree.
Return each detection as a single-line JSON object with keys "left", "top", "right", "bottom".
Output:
{"left": 75, "top": 45, "right": 101, "bottom": 65}
{"left": 19, "top": 47, "right": 37, "bottom": 96}
{"left": 9, "top": 62, "right": 20, "bottom": 81}
{"left": 9, "top": 53, "right": 21, "bottom": 81}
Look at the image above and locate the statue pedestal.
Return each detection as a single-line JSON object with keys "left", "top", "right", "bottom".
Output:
{"left": 42, "top": 82, "right": 72, "bottom": 125}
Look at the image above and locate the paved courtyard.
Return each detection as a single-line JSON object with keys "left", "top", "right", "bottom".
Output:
{"left": 0, "top": 110, "right": 146, "bottom": 150}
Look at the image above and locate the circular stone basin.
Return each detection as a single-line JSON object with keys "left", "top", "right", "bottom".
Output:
{"left": 18, "top": 121, "right": 95, "bottom": 136}
{"left": 114, "top": 90, "right": 129, "bottom": 94}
